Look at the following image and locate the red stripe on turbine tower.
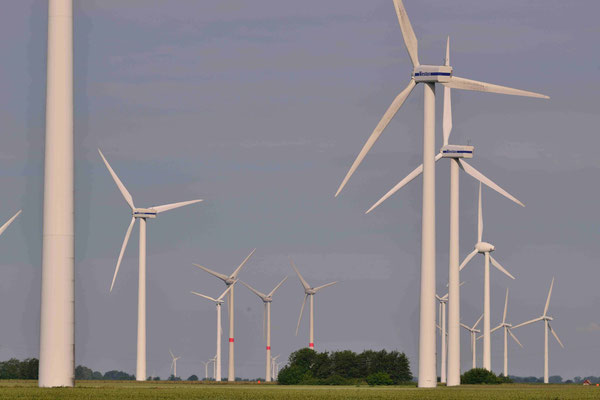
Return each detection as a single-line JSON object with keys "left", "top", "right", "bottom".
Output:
{"left": 266, "top": 346, "right": 271, "bottom": 350}
{"left": 309, "top": 343, "right": 314, "bottom": 348}
{"left": 229, "top": 338, "right": 234, "bottom": 343}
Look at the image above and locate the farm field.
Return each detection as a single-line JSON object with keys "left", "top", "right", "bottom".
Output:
{"left": 0, "top": 380, "right": 598, "bottom": 400}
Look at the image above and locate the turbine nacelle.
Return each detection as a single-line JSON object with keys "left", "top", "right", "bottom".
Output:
{"left": 440, "top": 144, "right": 474, "bottom": 159}
{"left": 133, "top": 208, "right": 157, "bottom": 219}
{"left": 413, "top": 65, "right": 453, "bottom": 83}
{"left": 305, "top": 288, "right": 316, "bottom": 295}
{"left": 475, "top": 241, "right": 495, "bottom": 253}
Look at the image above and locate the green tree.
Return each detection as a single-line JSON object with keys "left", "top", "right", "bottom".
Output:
{"left": 75, "top": 365, "right": 94, "bottom": 380}
{"left": 461, "top": 368, "right": 503, "bottom": 384}
{"left": 366, "top": 371, "right": 393, "bottom": 386}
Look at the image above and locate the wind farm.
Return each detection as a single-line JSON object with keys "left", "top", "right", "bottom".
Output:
{"left": 0, "top": 0, "right": 597, "bottom": 398}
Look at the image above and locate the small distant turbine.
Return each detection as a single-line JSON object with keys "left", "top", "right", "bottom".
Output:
{"left": 271, "top": 354, "right": 280, "bottom": 381}
{"left": 290, "top": 258, "right": 338, "bottom": 350}
{"left": 490, "top": 288, "right": 523, "bottom": 377}
{"left": 512, "top": 278, "right": 563, "bottom": 384}
{"left": 460, "top": 183, "right": 516, "bottom": 371}
{"left": 461, "top": 314, "right": 483, "bottom": 370}
{"left": 169, "top": 350, "right": 181, "bottom": 379}
{"left": 191, "top": 284, "right": 234, "bottom": 382}
{"left": 436, "top": 292, "right": 448, "bottom": 383}
{"left": 99, "top": 149, "right": 202, "bottom": 381}
{"left": 194, "top": 249, "right": 256, "bottom": 381}
{"left": 240, "top": 277, "right": 287, "bottom": 382}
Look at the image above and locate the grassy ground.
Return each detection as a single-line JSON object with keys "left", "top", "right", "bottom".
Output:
{"left": 0, "top": 380, "right": 598, "bottom": 399}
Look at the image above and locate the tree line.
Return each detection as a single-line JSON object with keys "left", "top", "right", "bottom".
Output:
{"left": 277, "top": 348, "right": 413, "bottom": 385}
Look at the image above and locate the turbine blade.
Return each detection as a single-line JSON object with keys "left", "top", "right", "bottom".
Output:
{"left": 169, "top": 349, "right": 175, "bottom": 359}
{"left": 443, "top": 86, "right": 452, "bottom": 146}
{"left": 240, "top": 280, "right": 267, "bottom": 301}
{"left": 549, "top": 324, "right": 564, "bottom": 348}
{"left": 445, "top": 36, "right": 450, "bottom": 67}
{"left": 268, "top": 276, "right": 288, "bottom": 297}
{"left": 458, "top": 160, "right": 524, "bottom": 207}
{"left": 442, "top": 76, "right": 549, "bottom": 99}
{"left": 190, "top": 291, "right": 218, "bottom": 303}
{"left": 0, "top": 210, "right": 21, "bottom": 237}
{"left": 110, "top": 217, "right": 136, "bottom": 292}
{"left": 231, "top": 248, "right": 256, "bottom": 279}
{"left": 512, "top": 316, "right": 543, "bottom": 329}
{"left": 503, "top": 288, "right": 509, "bottom": 324}
{"left": 508, "top": 329, "right": 523, "bottom": 348}
{"left": 544, "top": 277, "right": 554, "bottom": 317}
{"left": 366, "top": 153, "right": 442, "bottom": 214}
{"left": 217, "top": 282, "right": 235, "bottom": 302}
{"left": 459, "top": 249, "right": 478, "bottom": 272}
{"left": 478, "top": 183, "right": 483, "bottom": 242}
{"left": 98, "top": 149, "right": 135, "bottom": 210}
{"left": 460, "top": 323, "right": 470, "bottom": 330}
{"left": 290, "top": 258, "right": 310, "bottom": 290}
{"left": 335, "top": 79, "right": 416, "bottom": 197}
{"left": 296, "top": 294, "right": 308, "bottom": 336}
{"left": 192, "top": 263, "right": 230, "bottom": 283}
{"left": 152, "top": 199, "right": 203, "bottom": 214}
{"left": 473, "top": 314, "right": 484, "bottom": 329}
{"left": 490, "top": 255, "right": 515, "bottom": 280}
{"left": 392, "top": 0, "right": 419, "bottom": 67}
{"left": 313, "top": 281, "right": 338, "bottom": 292}
{"left": 491, "top": 324, "right": 502, "bottom": 334}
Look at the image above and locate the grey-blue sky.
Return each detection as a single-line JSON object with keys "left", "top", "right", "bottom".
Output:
{"left": 0, "top": 0, "right": 598, "bottom": 380}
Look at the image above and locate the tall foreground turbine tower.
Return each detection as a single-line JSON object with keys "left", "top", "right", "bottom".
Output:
{"left": 39, "top": 0, "right": 74, "bottom": 387}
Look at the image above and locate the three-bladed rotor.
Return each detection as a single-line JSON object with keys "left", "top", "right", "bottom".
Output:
{"left": 193, "top": 249, "right": 256, "bottom": 286}
{"left": 335, "top": 0, "right": 548, "bottom": 199}
{"left": 98, "top": 149, "right": 203, "bottom": 292}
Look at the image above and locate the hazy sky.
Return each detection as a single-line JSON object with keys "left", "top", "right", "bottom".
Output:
{"left": 0, "top": 0, "right": 599, "bottom": 380}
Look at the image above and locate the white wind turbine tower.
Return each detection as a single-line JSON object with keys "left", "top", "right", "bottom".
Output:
{"left": 99, "top": 149, "right": 202, "bottom": 381}
{"left": 366, "top": 38, "right": 525, "bottom": 386}
{"left": 191, "top": 284, "right": 235, "bottom": 382}
{"left": 290, "top": 258, "right": 338, "bottom": 350}
{"left": 460, "top": 183, "right": 516, "bottom": 371}
{"left": 39, "top": 0, "right": 74, "bottom": 387}
{"left": 193, "top": 249, "right": 256, "bottom": 381}
{"left": 334, "top": 0, "right": 547, "bottom": 387}
{"left": 491, "top": 288, "right": 523, "bottom": 377}
{"left": 169, "top": 350, "right": 181, "bottom": 379}
{"left": 460, "top": 314, "right": 483, "bottom": 370}
{"left": 512, "top": 278, "right": 563, "bottom": 384}
{"left": 240, "top": 277, "right": 288, "bottom": 382}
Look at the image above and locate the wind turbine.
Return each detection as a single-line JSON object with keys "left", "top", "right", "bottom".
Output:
{"left": 460, "top": 314, "right": 483, "bottom": 369}
{"left": 201, "top": 360, "right": 210, "bottom": 380}
{"left": 193, "top": 249, "right": 256, "bottom": 381}
{"left": 99, "top": 149, "right": 202, "bottom": 381}
{"left": 460, "top": 183, "right": 516, "bottom": 371}
{"left": 240, "top": 277, "right": 287, "bottom": 382}
{"left": 169, "top": 350, "right": 181, "bottom": 379}
{"left": 334, "top": 0, "right": 547, "bottom": 388}
{"left": 290, "top": 258, "right": 338, "bottom": 350}
{"left": 39, "top": 0, "right": 74, "bottom": 387}
{"left": 366, "top": 39, "right": 524, "bottom": 387}
{"left": 490, "top": 288, "right": 523, "bottom": 377}
{"left": 512, "top": 278, "right": 563, "bottom": 384}
{"left": 436, "top": 292, "right": 448, "bottom": 384}
{"left": 191, "top": 284, "right": 235, "bottom": 382}
{"left": 271, "top": 354, "right": 280, "bottom": 381}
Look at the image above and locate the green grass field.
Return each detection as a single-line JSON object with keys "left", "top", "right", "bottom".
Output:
{"left": 0, "top": 380, "right": 598, "bottom": 399}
